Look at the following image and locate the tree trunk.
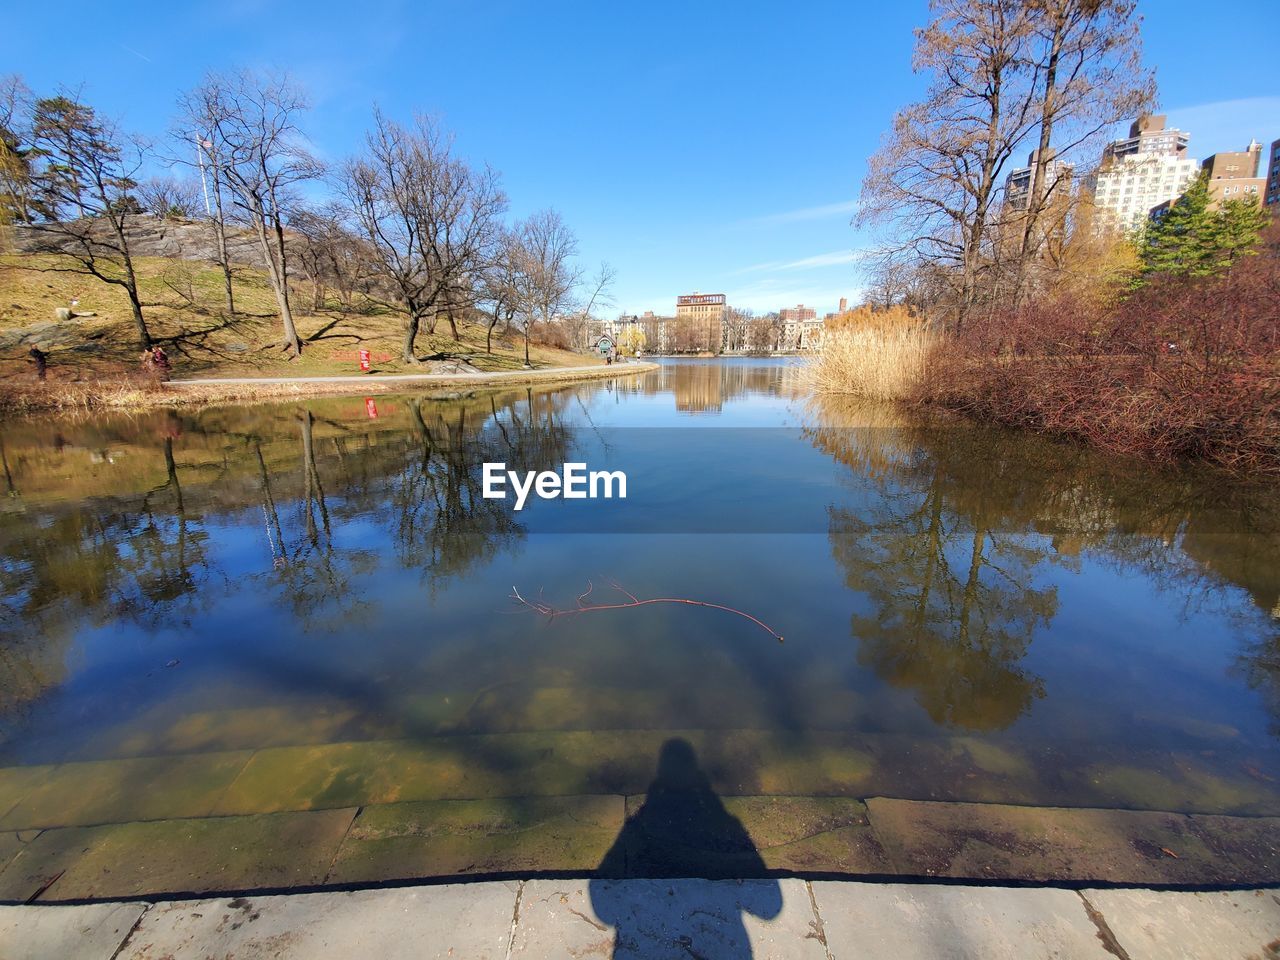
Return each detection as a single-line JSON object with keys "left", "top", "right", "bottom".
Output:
{"left": 486, "top": 306, "right": 499, "bottom": 353}
{"left": 210, "top": 175, "right": 236, "bottom": 316}
{"left": 523, "top": 324, "right": 531, "bottom": 366}
{"left": 403, "top": 310, "right": 421, "bottom": 364}
{"left": 271, "top": 216, "right": 302, "bottom": 356}
{"left": 250, "top": 215, "right": 301, "bottom": 356}
{"left": 1014, "top": 14, "right": 1064, "bottom": 308}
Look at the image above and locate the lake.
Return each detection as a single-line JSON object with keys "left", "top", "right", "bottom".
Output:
{"left": 1, "top": 357, "right": 1278, "bottom": 894}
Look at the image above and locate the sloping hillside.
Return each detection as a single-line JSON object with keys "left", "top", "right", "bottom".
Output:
{"left": 0, "top": 249, "right": 594, "bottom": 383}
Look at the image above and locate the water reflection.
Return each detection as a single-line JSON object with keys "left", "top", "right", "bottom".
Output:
{"left": 805, "top": 393, "right": 1280, "bottom": 733}
{"left": 0, "top": 363, "right": 1277, "bottom": 817}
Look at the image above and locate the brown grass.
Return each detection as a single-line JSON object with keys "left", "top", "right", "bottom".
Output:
{"left": 802, "top": 322, "right": 940, "bottom": 400}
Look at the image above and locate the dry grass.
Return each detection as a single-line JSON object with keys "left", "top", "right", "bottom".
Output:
{"left": 803, "top": 323, "right": 940, "bottom": 400}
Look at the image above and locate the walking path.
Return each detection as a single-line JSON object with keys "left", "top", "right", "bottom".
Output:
{"left": 4, "top": 877, "right": 1278, "bottom": 959}
{"left": 167, "top": 362, "right": 656, "bottom": 388}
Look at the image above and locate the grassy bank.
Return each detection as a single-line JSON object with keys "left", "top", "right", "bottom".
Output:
{"left": 0, "top": 253, "right": 596, "bottom": 377}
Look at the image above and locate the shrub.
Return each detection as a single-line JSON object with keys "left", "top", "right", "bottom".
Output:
{"left": 926, "top": 221, "right": 1280, "bottom": 476}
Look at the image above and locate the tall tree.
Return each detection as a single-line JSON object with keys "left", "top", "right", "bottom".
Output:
{"left": 859, "top": 0, "right": 1040, "bottom": 329}
{"left": 513, "top": 209, "right": 579, "bottom": 367}
{"left": 178, "top": 72, "right": 321, "bottom": 355}
{"left": 28, "top": 94, "right": 153, "bottom": 348}
{"left": 1010, "top": 0, "right": 1154, "bottom": 304}
{"left": 342, "top": 110, "right": 506, "bottom": 362}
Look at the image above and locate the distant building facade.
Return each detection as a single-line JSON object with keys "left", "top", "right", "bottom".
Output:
{"left": 1090, "top": 115, "right": 1198, "bottom": 233}
{"left": 1202, "top": 141, "right": 1265, "bottom": 209}
{"left": 1005, "top": 149, "right": 1074, "bottom": 211}
{"left": 778, "top": 304, "right": 824, "bottom": 351}
{"left": 675, "top": 293, "right": 727, "bottom": 325}
{"left": 1267, "top": 139, "right": 1280, "bottom": 207}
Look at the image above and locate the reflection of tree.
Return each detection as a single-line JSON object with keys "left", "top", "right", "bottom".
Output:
{"left": 0, "top": 384, "right": 593, "bottom": 711}
{"left": 807, "top": 394, "right": 1280, "bottom": 734}
{"left": 826, "top": 454, "right": 1054, "bottom": 732}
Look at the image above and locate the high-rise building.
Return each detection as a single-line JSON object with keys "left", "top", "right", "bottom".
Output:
{"left": 1005, "top": 149, "right": 1073, "bottom": 211}
{"left": 1266, "top": 139, "right": 1280, "bottom": 207}
{"left": 1090, "top": 116, "right": 1198, "bottom": 233}
{"left": 1203, "top": 141, "right": 1265, "bottom": 209}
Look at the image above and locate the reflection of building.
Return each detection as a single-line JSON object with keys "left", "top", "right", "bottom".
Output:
{"left": 1202, "top": 141, "right": 1265, "bottom": 209}
{"left": 1090, "top": 116, "right": 1198, "bottom": 233}
{"left": 1267, "top": 139, "right": 1280, "bottom": 207}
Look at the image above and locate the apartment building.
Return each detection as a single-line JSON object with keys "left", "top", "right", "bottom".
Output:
{"left": 1203, "top": 141, "right": 1265, "bottom": 209}
{"left": 1091, "top": 116, "right": 1199, "bottom": 233}
{"left": 1005, "top": 149, "right": 1074, "bottom": 211}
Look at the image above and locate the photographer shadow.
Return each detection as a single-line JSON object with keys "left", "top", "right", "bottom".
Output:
{"left": 589, "top": 738, "right": 782, "bottom": 959}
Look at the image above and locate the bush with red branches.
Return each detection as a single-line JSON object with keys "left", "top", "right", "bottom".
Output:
{"left": 925, "top": 223, "right": 1280, "bottom": 476}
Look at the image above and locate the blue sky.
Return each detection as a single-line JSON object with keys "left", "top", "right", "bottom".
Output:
{"left": 8, "top": 0, "right": 1279, "bottom": 314}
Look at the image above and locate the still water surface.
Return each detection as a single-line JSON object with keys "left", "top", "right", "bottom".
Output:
{"left": 1, "top": 358, "right": 1278, "bottom": 820}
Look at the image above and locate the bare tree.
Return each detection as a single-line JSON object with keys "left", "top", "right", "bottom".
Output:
{"left": 723, "top": 306, "right": 753, "bottom": 353}
{"left": 859, "top": 0, "right": 1040, "bottom": 329}
{"left": 27, "top": 93, "right": 152, "bottom": 348}
{"left": 137, "top": 176, "right": 204, "bottom": 220}
{"left": 179, "top": 71, "right": 321, "bottom": 356}
{"left": 513, "top": 209, "right": 580, "bottom": 367}
{"left": 480, "top": 228, "right": 522, "bottom": 353}
{"left": 563, "top": 261, "right": 616, "bottom": 351}
{"left": 342, "top": 110, "right": 506, "bottom": 362}
{"left": 1009, "top": 0, "right": 1154, "bottom": 304}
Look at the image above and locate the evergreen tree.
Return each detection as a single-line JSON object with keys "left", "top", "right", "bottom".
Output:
{"left": 1140, "top": 170, "right": 1270, "bottom": 279}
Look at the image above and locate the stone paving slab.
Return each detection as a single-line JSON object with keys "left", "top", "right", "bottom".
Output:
{"left": 618, "top": 795, "right": 893, "bottom": 877}
{"left": 327, "top": 795, "right": 624, "bottom": 883}
{"left": 0, "top": 902, "right": 146, "bottom": 960}
{"left": 810, "top": 882, "right": 1116, "bottom": 959}
{"left": 866, "top": 797, "right": 1280, "bottom": 883}
{"left": 0, "top": 809, "right": 357, "bottom": 902}
{"left": 114, "top": 885, "right": 520, "bottom": 960}
{"left": 0, "top": 752, "right": 255, "bottom": 831}
{"left": 510, "top": 878, "right": 829, "bottom": 960}
{"left": 1082, "top": 887, "right": 1280, "bottom": 960}
{"left": 5, "top": 879, "right": 1280, "bottom": 959}
{"left": 0, "top": 766, "right": 55, "bottom": 825}
{"left": 210, "top": 731, "right": 883, "bottom": 817}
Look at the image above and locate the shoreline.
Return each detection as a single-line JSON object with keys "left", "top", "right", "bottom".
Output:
{"left": 0, "top": 361, "right": 658, "bottom": 418}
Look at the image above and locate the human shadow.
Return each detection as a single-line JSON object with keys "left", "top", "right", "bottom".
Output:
{"left": 589, "top": 739, "right": 782, "bottom": 959}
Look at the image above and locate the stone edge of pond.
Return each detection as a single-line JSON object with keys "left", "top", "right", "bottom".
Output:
{"left": 5, "top": 879, "right": 1280, "bottom": 960}
{"left": 0, "top": 361, "right": 659, "bottom": 419}
{"left": 1, "top": 796, "right": 1277, "bottom": 905}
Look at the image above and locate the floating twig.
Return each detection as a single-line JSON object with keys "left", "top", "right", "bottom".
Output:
{"left": 510, "top": 578, "right": 784, "bottom": 643}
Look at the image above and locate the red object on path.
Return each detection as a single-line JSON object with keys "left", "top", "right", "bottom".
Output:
{"left": 358, "top": 348, "right": 371, "bottom": 371}
{"left": 365, "top": 398, "right": 378, "bottom": 419}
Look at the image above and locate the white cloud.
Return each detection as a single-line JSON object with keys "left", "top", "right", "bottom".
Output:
{"left": 745, "top": 200, "right": 858, "bottom": 225}
{"left": 737, "top": 250, "right": 861, "bottom": 274}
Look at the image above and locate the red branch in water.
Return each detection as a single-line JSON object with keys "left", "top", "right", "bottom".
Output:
{"left": 510, "top": 578, "right": 784, "bottom": 643}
